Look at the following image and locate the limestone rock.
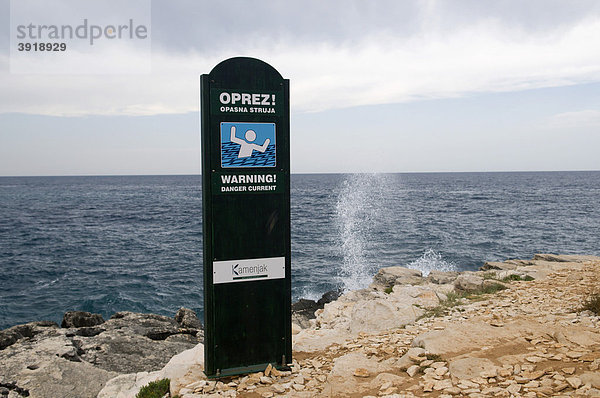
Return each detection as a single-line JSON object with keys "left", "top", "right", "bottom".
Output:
{"left": 580, "top": 372, "right": 600, "bottom": 388}
{"left": 448, "top": 357, "right": 497, "bottom": 380}
{"left": 453, "top": 274, "right": 484, "bottom": 292}
{"left": 427, "top": 270, "right": 459, "bottom": 284}
{"left": 76, "top": 311, "right": 202, "bottom": 373}
{"left": 0, "top": 321, "right": 58, "bottom": 350}
{"left": 411, "top": 319, "right": 530, "bottom": 355}
{"left": 368, "top": 373, "right": 404, "bottom": 389}
{"left": 349, "top": 298, "right": 423, "bottom": 334}
{"left": 370, "top": 266, "right": 423, "bottom": 290}
{"left": 98, "top": 343, "right": 204, "bottom": 398}
{"left": 61, "top": 311, "right": 105, "bottom": 328}
{"left": 292, "top": 289, "right": 343, "bottom": 329}
{"left": 293, "top": 328, "right": 351, "bottom": 352}
{"left": 322, "top": 352, "right": 393, "bottom": 397}
{"left": 353, "top": 368, "right": 370, "bottom": 378}
{"left": 532, "top": 253, "right": 600, "bottom": 263}
{"left": 406, "top": 365, "right": 419, "bottom": 377}
{"left": 396, "top": 347, "right": 426, "bottom": 370}
{"left": 1, "top": 327, "right": 117, "bottom": 398}
{"left": 1, "top": 310, "right": 203, "bottom": 398}
{"left": 566, "top": 376, "right": 582, "bottom": 389}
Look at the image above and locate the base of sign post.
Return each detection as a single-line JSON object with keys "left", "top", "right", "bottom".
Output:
{"left": 206, "top": 362, "right": 292, "bottom": 379}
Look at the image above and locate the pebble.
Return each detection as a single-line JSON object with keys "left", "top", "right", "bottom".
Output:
{"left": 434, "top": 366, "right": 448, "bottom": 376}
{"left": 292, "top": 383, "right": 305, "bottom": 391}
{"left": 406, "top": 365, "right": 420, "bottom": 377}
{"left": 353, "top": 368, "right": 370, "bottom": 378}
{"left": 506, "top": 383, "right": 521, "bottom": 394}
{"left": 566, "top": 376, "right": 582, "bottom": 389}
{"left": 272, "top": 384, "right": 286, "bottom": 393}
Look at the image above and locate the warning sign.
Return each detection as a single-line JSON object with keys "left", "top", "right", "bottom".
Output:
{"left": 201, "top": 57, "right": 291, "bottom": 378}
{"left": 221, "top": 122, "right": 276, "bottom": 168}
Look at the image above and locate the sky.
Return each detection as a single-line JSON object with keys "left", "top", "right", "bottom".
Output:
{"left": 1, "top": 0, "right": 600, "bottom": 176}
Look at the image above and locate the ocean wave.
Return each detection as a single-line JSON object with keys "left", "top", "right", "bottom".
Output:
{"left": 408, "top": 249, "right": 456, "bottom": 276}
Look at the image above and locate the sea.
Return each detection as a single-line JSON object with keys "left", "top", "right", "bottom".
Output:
{"left": 1, "top": 171, "right": 599, "bottom": 330}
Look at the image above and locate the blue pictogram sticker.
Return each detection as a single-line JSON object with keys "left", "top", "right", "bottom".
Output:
{"left": 220, "top": 122, "right": 276, "bottom": 168}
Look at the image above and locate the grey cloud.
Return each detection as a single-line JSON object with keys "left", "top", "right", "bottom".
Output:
{"left": 150, "top": 0, "right": 420, "bottom": 53}
{"left": 150, "top": 0, "right": 600, "bottom": 53}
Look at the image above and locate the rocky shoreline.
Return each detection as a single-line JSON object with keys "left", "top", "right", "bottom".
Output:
{"left": 0, "top": 309, "right": 203, "bottom": 398}
{"left": 2, "top": 253, "right": 599, "bottom": 397}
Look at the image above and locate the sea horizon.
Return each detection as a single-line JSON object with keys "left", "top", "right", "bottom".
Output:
{"left": 1, "top": 169, "right": 600, "bottom": 178}
{"left": 1, "top": 171, "right": 599, "bottom": 329}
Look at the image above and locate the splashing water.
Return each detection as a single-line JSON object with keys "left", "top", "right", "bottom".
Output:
{"left": 335, "top": 173, "right": 389, "bottom": 291}
{"left": 408, "top": 249, "right": 456, "bottom": 276}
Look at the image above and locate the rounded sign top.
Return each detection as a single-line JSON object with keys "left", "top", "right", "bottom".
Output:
{"left": 208, "top": 57, "right": 284, "bottom": 89}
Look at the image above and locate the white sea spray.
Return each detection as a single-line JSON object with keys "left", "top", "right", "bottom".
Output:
{"left": 335, "top": 173, "right": 391, "bottom": 291}
{"left": 408, "top": 248, "right": 456, "bottom": 276}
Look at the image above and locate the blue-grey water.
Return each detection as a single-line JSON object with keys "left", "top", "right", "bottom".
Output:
{"left": 1, "top": 172, "right": 599, "bottom": 330}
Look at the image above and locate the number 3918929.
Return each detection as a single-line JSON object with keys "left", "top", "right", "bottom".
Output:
{"left": 17, "top": 42, "right": 66, "bottom": 51}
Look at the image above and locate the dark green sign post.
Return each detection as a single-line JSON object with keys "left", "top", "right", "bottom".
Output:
{"left": 201, "top": 57, "right": 291, "bottom": 378}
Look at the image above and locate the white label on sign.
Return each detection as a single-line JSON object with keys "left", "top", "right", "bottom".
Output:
{"left": 213, "top": 257, "right": 285, "bottom": 284}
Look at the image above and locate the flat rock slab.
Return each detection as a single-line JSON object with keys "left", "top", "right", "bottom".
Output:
{"left": 448, "top": 357, "right": 497, "bottom": 380}
{"left": 322, "top": 352, "right": 394, "bottom": 397}
{"left": 0, "top": 310, "right": 203, "bottom": 398}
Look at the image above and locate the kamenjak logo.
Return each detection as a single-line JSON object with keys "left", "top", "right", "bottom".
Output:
{"left": 231, "top": 263, "right": 269, "bottom": 280}
{"left": 10, "top": 0, "right": 151, "bottom": 74}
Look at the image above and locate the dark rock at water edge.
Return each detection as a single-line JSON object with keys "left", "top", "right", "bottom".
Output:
{"left": 61, "top": 311, "right": 105, "bottom": 328}
{"left": 318, "top": 288, "right": 343, "bottom": 306}
{"left": 292, "top": 289, "right": 343, "bottom": 329}
{"left": 174, "top": 307, "right": 203, "bottom": 329}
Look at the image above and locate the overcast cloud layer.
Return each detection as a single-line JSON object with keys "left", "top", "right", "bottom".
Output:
{"left": 2, "top": 0, "right": 600, "bottom": 116}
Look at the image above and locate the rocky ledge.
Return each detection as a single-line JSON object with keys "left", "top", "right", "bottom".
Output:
{"left": 3, "top": 254, "right": 600, "bottom": 398}
{"left": 0, "top": 308, "right": 203, "bottom": 398}
{"left": 104, "top": 253, "right": 599, "bottom": 398}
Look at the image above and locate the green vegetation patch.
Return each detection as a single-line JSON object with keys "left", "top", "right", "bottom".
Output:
{"left": 417, "top": 291, "right": 465, "bottom": 320}
{"left": 478, "top": 282, "right": 508, "bottom": 295}
{"left": 384, "top": 286, "right": 394, "bottom": 294}
{"left": 580, "top": 292, "right": 600, "bottom": 316}
{"left": 425, "top": 353, "right": 443, "bottom": 361}
{"left": 418, "top": 282, "right": 509, "bottom": 320}
{"left": 501, "top": 274, "right": 534, "bottom": 282}
{"left": 482, "top": 272, "right": 497, "bottom": 280}
{"left": 136, "top": 378, "right": 170, "bottom": 398}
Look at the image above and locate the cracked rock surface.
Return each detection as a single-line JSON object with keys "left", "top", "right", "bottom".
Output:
{"left": 0, "top": 309, "right": 203, "bottom": 398}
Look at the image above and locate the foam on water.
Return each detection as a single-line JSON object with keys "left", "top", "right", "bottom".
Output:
{"left": 335, "top": 173, "right": 390, "bottom": 291}
{"left": 408, "top": 249, "right": 456, "bottom": 276}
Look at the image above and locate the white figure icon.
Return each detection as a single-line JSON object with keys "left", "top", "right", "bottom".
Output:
{"left": 230, "top": 126, "right": 270, "bottom": 158}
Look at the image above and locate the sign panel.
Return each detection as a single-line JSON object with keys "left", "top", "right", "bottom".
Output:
{"left": 213, "top": 257, "right": 285, "bottom": 284}
{"left": 201, "top": 57, "right": 291, "bottom": 378}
